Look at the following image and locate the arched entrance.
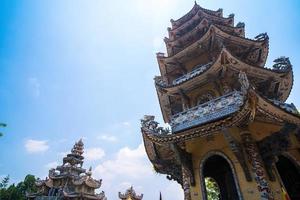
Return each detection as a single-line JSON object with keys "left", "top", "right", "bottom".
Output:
{"left": 276, "top": 155, "right": 300, "bottom": 200}
{"left": 201, "top": 153, "right": 241, "bottom": 200}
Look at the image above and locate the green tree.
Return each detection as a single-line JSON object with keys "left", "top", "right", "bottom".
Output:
{"left": 0, "top": 176, "right": 9, "bottom": 189}
{"left": 205, "top": 177, "right": 220, "bottom": 200}
{"left": 0, "top": 174, "right": 37, "bottom": 200}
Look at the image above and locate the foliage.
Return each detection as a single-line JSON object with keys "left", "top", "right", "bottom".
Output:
{"left": 0, "top": 174, "right": 37, "bottom": 200}
{"left": 0, "top": 123, "right": 6, "bottom": 137}
{"left": 205, "top": 177, "right": 220, "bottom": 200}
{"left": 0, "top": 176, "right": 9, "bottom": 189}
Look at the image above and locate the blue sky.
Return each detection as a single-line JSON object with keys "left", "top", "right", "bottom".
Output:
{"left": 0, "top": 0, "right": 299, "bottom": 199}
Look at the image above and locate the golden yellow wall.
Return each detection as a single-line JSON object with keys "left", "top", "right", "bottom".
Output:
{"left": 183, "top": 125, "right": 300, "bottom": 200}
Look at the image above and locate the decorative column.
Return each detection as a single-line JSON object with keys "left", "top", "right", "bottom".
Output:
{"left": 182, "top": 166, "right": 192, "bottom": 200}
{"left": 240, "top": 130, "right": 274, "bottom": 200}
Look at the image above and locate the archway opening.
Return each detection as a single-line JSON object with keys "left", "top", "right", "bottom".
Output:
{"left": 276, "top": 155, "right": 300, "bottom": 199}
{"left": 203, "top": 155, "right": 239, "bottom": 200}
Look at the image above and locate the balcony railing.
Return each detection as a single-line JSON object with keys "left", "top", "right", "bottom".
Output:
{"left": 170, "top": 91, "right": 244, "bottom": 133}
{"left": 172, "top": 62, "right": 212, "bottom": 85}
{"left": 154, "top": 62, "right": 213, "bottom": 88}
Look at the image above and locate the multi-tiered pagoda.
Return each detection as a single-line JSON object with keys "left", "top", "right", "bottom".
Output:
{"left": 141, "top": 2, "right": 300, "bottom": 200}
{"left": 27, "top": 139, "right": 106, "bottom": 200}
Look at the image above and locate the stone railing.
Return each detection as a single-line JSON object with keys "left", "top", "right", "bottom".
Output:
{"left": 269, "top": 99, "right": 299, "bottom": 115}
{"left": 255, "top": 32, "right": 269, "bottom": 41}
{"left": 170, "top": 91, "right": 244, "bottom": 132}
{"left": 154, "top": 62, "right": 212, "bottom": 88}
{"left": 172, "top": 62, "right": 212, "bottom": 85}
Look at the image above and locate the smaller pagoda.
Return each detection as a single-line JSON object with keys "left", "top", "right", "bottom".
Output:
{"left": 27, "top": 139, "right": 106, "bottom": 200}
{"left": 118, "top": 187, "right": 143, "bottom": 200}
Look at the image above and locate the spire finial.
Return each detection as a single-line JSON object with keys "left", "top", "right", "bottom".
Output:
{"left": 78, "top": 138, "right": 84, "bottom": 145}
{"left": 71, "top": 138, "right": 84, "bottom": 155}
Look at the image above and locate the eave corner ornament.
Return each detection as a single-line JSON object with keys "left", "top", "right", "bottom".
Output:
{"left": 141, "top": 115, "right": 170, "bottom": 135}
{"left": 272, "top": 56, "right": 292, "bottom": 72}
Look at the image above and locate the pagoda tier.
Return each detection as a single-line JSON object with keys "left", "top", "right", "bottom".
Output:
{"left": 141, "top": 73, "right": 300, "bottom": 189}
{"left": 155, "top": 49, "right": 293, "bottom": 122}
{"left": 158, "top": 25, "right": 269, "bottom": 80}
{"left": 168, "top": 12, "right": 235, "bottom": 40}
{"left": 118, "top": 187, "right": 143, "bottom": 200}
{"left": 144, "top": 73, "right": 300, "bottom": 143}
{"left": 27, "top": 139, "right": 106, "bottom": 200}
{"left": 170, "top": 2, "right": 224, "bottom": 29}
{"left": 165, "top": 20, "right": 244, "bottom": 56}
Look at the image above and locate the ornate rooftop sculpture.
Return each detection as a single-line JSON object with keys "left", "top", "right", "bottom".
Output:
{"left": 118, "top": 186, "right": 143, "bottom": 200}
{"left": 141, "top": 2, "right": 300, "bottom": 200}
{"left": 26, "top": 139, "right": 106, "bottom": 200}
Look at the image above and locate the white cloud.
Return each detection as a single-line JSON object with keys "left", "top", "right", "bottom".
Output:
{"left": 84, "top": 147, "right": 105, "bottom": 161}
{"left": 90, "top": 143, "right": 185, "bottom": 200}
{"left": 97, "top": 134, "right": 117, "bottom": 142}
{"left": 25, "top": 139, "right": 49, "bottom": 153}
{"left": 45, "top": 161, "right": 58, "bottom": 169}
{"left": 94, "top": 143, "right": 152, "bottom": 183}
{"left": 28, "top": 77, "right": 41, "bottom": 97}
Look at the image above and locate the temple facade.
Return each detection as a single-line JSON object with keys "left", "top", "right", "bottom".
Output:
{"left": 27, "top": 139, "right": 107, "bottom": 200}
{"left": 141, "top": 2, "right": 300, "bottom": 200}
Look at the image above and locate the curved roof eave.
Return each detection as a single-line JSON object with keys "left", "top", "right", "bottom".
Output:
{"left": 156, "top": 48, "right": 287, "bottom": 95}
{"left": 171, "top": 3, "right": 224, "bottom": 30}
{"left": 255, "top": 90, "right": 300, "bottom": 125}
{"left": 163, "top": 25, "right": 268, "bottom": 64}
{"left": 166, "top": 18, "right": 244, "bottom": 46}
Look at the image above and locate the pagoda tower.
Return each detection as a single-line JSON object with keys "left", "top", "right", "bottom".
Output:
{"left": 118, "top": 187, "right": 143, "bottom": 200}
{"left": 141, "top": 2, "right": 300, "bottom": 200}
{"left": 27, "top": 139, "right": 107, "bottom": 200}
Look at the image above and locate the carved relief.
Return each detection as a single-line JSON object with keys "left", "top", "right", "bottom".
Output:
{"left": 182, "top": 167, "right": 192, "bottom": 200}
{"left": 141, "top": 115, "right": 170, "bottom": 135}
{"left": 171, "top": 144, "right": 195, "bottom": 186}
{"left": 241, "top": 131, "right": 274, "bottom": 200}
{"left": 170, "top": 91, "right": 244, "bottom": 132}
{"left": 222, "top": 129, "right": 252, "bottom": 181}
{"left": 238, "top": 71, "right": 249, "bottom": 95}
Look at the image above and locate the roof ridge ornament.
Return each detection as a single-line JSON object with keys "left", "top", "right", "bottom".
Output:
{"left": 272, "top": 56, "right": 292, "bottom": 72}
{"left": 236, "top": 22, "right": 245, "bottom": 28}
{"left": 119, "top": 186, "right": 143, "bottom": 200}
{"left": 141, "top": 115, "right": 170, "bottom": 135}
{"left": 255, "top": 32, "right": 269, "bottom": 41}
